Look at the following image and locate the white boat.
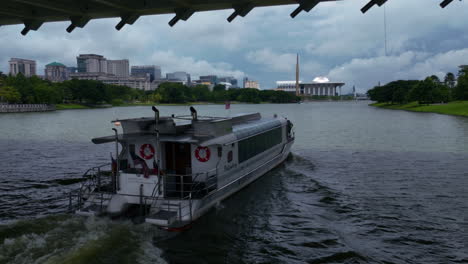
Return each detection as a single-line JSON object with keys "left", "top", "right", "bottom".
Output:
{"left": 69, "top": 107, "right": 294, "bottom": 230}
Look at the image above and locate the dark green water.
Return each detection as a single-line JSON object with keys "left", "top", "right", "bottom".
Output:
{"left": 0, "top": 102, "right": 467, "bottom": 263}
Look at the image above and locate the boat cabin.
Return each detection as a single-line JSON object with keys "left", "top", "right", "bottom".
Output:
{"left": 91, "top": 110, "right": 287, "bottom": 200}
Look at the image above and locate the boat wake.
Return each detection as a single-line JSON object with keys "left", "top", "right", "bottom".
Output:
{"left": 0, "top": 215, "right": 167, "bottom": 264}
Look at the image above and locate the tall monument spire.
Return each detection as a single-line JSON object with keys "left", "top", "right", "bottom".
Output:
{"left": 295, "top": 53, "right": 299, "bottom": 96}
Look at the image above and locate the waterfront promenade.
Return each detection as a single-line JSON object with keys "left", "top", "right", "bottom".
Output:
{"left": 0, "top": 104, "right": 56, "bottom": 113}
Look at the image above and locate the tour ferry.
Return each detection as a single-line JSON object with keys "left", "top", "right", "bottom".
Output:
{"left": 70, "top": 107, "right": 294, "bottom": 230}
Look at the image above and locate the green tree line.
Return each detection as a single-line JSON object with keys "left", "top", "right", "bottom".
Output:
{"left": 0, "top": 73, "right": 299, "bottom": 105}
{"left": 367, "top": 68, "right": 468, "bottom": 104}
{"left": 153, "top": 83, "right": 299, "bottom": 104}
{"left": 0, "top": 73, "right": 145, "bottom": 105}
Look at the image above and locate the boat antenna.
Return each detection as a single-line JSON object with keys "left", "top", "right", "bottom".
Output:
{"left": 190, "top": 106, "right": 198, "bottom": 120}
{"left": 383, "top": 4, "right": 388, "bottom": 56}
{"left": 151, "top": 106, "right": 161, "bottom": 194}
{"left": 295, "top": 53, "right": 300, "bottom": 96}
{"left": 111, "top": 128, "right": 119, "bottom": 193}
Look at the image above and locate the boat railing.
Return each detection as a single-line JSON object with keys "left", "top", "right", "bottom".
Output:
{"left": 145, "top": 168, "right": 219, "bottom": 223}
{"left": 69, "top": 164, "right": 218, "bottom": 224}
{"left": 68, "top": 163, "right": 112, "bottom": 213}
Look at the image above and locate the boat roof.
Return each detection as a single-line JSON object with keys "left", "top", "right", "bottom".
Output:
{"left": 92, "top": 133, "right": 198, "bottom": 144}
{"left": 112, "top": 112, "right": 259, "bottom": 124}
{"left": 92, "top": 112, "right": 285, "bottom": 146}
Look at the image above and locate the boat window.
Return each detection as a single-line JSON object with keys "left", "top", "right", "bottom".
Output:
{"left": 238, "top": 127, "right": 282, "bottom": 163}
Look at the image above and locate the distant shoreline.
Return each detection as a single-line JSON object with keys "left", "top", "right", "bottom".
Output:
{"left": 370, "top": 101, "right": 468, "bottom": 117}
{"left": 55, "top": 100, "right": 361, "bottom": 110}
{"left": 55, "top": 101, "right": 273, "bottom": 110}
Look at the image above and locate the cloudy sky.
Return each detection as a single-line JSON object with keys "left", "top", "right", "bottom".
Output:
{"left": 0, "top": 0, "right": 467, "bottom": 93}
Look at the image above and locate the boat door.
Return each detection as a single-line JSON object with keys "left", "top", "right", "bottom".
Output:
{"left": 164, "top": 142, "right": 192, "bottom": 198}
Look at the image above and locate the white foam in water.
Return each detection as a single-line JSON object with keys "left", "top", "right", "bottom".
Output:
{"left": 133, "top": 223, "right": 168, "bottom": 264}
{"left": 0, "top": 216, "right": 121, "bottom": 264}
{"left": 1, "top": 233, "right": 48, "bottom": 264}
{"left": 135, "top": 239, "right": 168, "bottom": 264}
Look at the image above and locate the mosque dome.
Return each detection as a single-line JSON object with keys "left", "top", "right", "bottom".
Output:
{"left": 313, "top": 76, "right": 330, "bottom": 83}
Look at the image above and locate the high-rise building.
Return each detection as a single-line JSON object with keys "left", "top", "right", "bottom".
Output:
{"left": 131, "top": 65, "right": 161, "bottom": 82}
{"left": 166, "top": 71, "right": 191, "bottom": 85}
{"left": 9, "top": 58, "right": 36, "bottom": 77}
{"left": 199, "top": 75, "right": 218, "bottom": 85}
{"left": 45, "top": 62, "right": 68, "bottom": 82}
{"left": 77, "top": 54, "right": 107, "bottom": 73}
{"left": 107, "top": 59, "right": 129, "bottom": 77}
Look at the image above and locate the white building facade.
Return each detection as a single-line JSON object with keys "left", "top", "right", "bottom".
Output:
{"left": 101, "top": 76, "right": 150, "bottom": 90}
{"left": 69, "top": 72, "right": 151, "bottom": 90}
{"left": 9, "top": 58, "right": 36, "bottom": 77}
{"left": 244, "top": 80, "right": 260, "bottom": 89}
{"left": 107, "top": 59, "right": 129, "bottom": 77}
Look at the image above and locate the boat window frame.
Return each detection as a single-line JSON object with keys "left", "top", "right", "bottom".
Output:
{"left": 222, "top": 125, "right": 283, "bottom": 146}
{"left": 237, "top": 126, "right": 283, "bottom": 163}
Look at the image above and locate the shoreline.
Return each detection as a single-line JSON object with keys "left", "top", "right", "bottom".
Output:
{"left": 370, "top": 101, "right": 468, "bottom": 117}
{"left": 56, "top": 102, "right": 214, "bottom": 110}
{"left": 55, "top": 101, "right": 295, "bottom": 110}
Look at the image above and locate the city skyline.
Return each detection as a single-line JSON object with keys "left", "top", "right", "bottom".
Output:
{"left": 5, "top": 54, "right": 246, "bottom": 91}
{"left": 3, "top": 54, "right": 248, "bottom": 89}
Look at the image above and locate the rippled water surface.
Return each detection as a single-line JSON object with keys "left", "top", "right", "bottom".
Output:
{"left": 1, "top": 102, "right": 467, "bottom": 264}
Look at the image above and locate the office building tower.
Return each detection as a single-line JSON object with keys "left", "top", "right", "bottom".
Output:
{"left": 107, "top": 59, "right": 129, "bottom": 77}
{"left": 131, "top": 65, "right": 161, "bottom": 82}
{"left": 77, "top": 54, "right": 107, "bottom": 73}
{"left": 9, "top": 58, "right": 36, "bottom": 77}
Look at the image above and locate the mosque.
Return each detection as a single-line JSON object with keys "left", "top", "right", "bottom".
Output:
{"left": 275, "top": 55, "right": 345, "bottom": 96}
{"left": 276, "top": 77, "right": 345, "bottom": 96}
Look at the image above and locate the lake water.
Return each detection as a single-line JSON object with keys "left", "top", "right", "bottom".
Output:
{"left": 0, "top": 102, "right": 467, "bottom": 263}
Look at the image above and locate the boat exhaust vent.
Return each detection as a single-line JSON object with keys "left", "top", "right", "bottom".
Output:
{"left": 190, "top": 106, "right": 198, "bottom": 120}
{"left": 152, "top": 106, "right": 160, "bottom": 125}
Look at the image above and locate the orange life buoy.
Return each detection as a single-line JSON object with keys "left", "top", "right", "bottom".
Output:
{"left": 195, "top": 146, "right": 211, "bottom": 162}
{"left": 139, "top": 144, "right": 155, "bottom": 160}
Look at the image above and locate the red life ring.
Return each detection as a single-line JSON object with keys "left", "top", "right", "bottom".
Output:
{"left": 195, "top": 146, "right": 211, "bottom": 162}
{"left": 139, "top": 144, "right": 155, "bottom": 160}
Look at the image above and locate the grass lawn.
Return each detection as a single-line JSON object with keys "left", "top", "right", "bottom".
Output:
{"left": 370, "top": 101, "right": 468, "bottom": 117}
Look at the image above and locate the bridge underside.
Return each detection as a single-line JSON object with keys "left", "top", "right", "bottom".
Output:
{"left": 0, "top": 0, "right": 457, "bottom": 35}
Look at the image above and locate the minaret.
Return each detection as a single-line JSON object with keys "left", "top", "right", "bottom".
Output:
{"left": 295, "top": 53, "right": 299, "bottom": 96}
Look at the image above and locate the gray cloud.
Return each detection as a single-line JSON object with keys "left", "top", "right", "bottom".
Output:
{"left": 328, "top": 48, "right": 468, "bottom": 93}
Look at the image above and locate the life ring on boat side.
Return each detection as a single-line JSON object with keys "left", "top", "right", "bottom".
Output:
{"left": 139, "top": 144, "right": 155, "bottom": 160}
{"left": 195, "top": 146, "right": 211, "bottom": 162}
